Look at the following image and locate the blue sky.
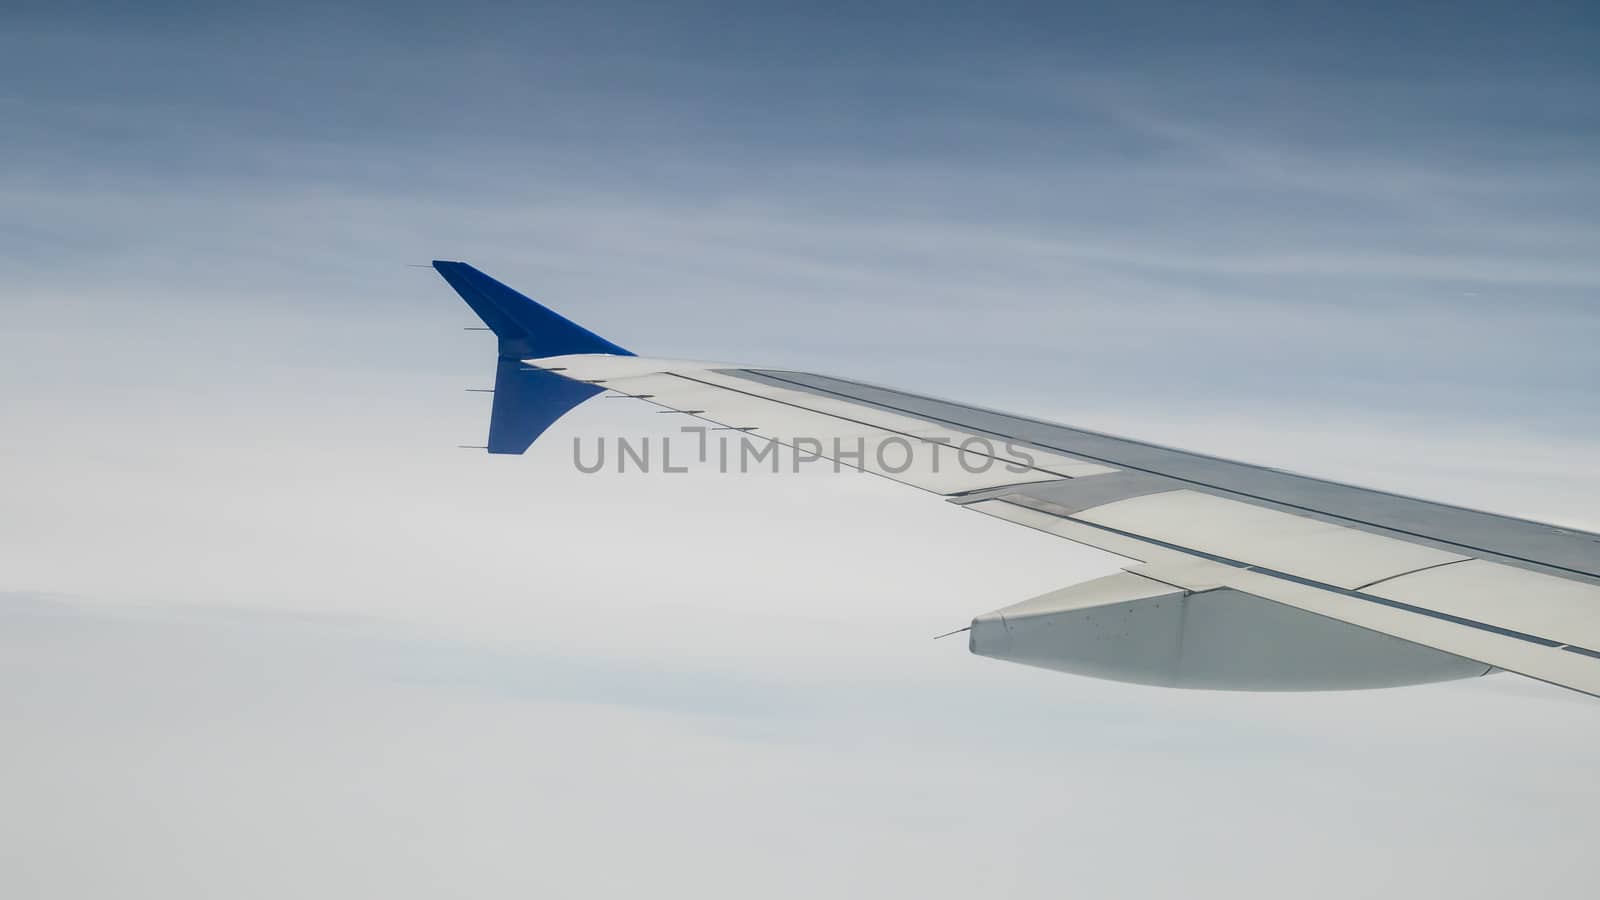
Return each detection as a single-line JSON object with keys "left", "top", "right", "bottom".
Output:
{"left": 7, "top": 2, "right": 1598, "bottom": 427}
{"left": 2, "top": 2, "right": 1599, "bottom": 897}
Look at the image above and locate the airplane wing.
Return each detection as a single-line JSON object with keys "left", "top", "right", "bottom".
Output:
{"left": 434, "top": 260, "right": 1600, "bottom": 698}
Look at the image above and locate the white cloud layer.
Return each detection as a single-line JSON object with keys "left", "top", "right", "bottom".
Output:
{"left": 2, "top": 3, "right": 1598, "bottom": 897}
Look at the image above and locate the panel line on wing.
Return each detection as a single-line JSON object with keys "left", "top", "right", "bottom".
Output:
{"left": 1348, "top": 558, "right": 1473, "bottom": 592}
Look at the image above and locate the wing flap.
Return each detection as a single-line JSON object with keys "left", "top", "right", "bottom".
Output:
{"left": 1368, "top": 561, "right": 1600, "bottom": 650}
{"left": 1073, "top": 489, "right": 1471, "bottom": 590}
{"left": 966, "top": 494, "right": 1600, "bottom": 696}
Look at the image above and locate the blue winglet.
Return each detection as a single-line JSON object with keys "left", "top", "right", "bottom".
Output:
{"left": 433, "top": 261, "right": 633, "bottom": 454}
{"left": 432, "top": 261, "right": 632, "bottom": 359}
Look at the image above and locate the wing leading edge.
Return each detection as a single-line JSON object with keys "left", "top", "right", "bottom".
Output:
{"left": 435, "top": 263, "right": 1600, "bottom": 698}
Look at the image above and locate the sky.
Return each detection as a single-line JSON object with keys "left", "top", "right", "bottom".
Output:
{"left": 2, "top": 2, "right": 1599, "bottom": 897}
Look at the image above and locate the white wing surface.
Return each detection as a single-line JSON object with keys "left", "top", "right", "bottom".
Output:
{"left": 435, "top": 261, "right": 1600, "bottom": 697}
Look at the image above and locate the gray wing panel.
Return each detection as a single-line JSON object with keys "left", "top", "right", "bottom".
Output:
{"left": 736, "top": 369, "right": 1600, "bottom": 584}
